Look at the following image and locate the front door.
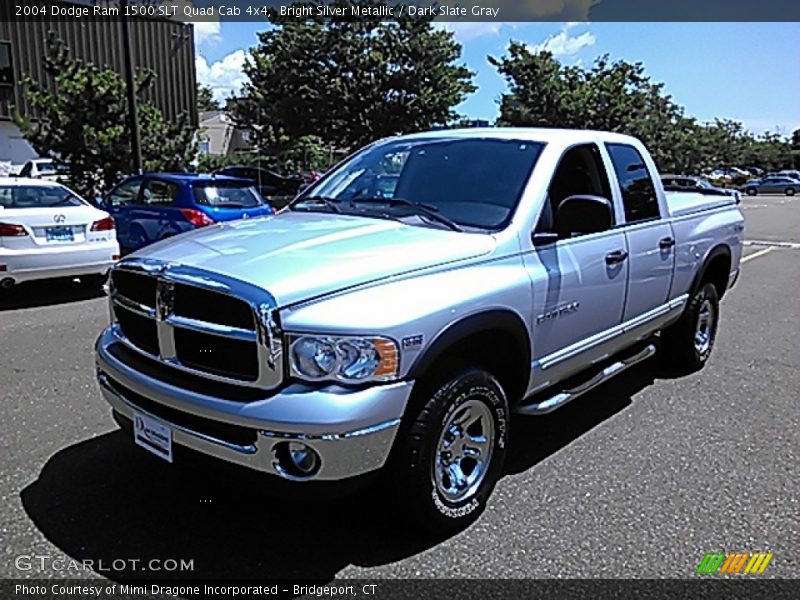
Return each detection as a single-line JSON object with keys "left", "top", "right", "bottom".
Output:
{"left": 524, "top": 144, "right": 628, "bottom": 377}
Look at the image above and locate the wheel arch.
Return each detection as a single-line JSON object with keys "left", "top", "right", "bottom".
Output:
{"left": 406, "top": 309, "right": 531, "bottom": 405}
{"left": 690, "top": 244, "right": 732, "bottom": 300}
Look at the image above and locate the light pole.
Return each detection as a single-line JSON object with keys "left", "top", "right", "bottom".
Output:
{"left": 120, "top": 0, "right": 142, "bottom": 173}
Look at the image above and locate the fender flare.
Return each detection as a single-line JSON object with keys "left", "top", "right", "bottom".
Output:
{"left": 406, "top": 309, "right": 531, "bottom": 381}
{"left": 688, "top": 244, "right": 732, "bottom": 299}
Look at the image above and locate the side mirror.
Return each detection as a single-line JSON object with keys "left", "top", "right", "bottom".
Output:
{"left": 555, "top": 195, "right": 613, "bottom": 238}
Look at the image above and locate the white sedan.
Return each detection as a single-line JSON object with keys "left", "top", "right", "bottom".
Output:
{"left": 0, "top": 178, "right": 119, "bottom": 289}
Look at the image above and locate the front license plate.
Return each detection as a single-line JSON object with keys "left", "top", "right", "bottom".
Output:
{"left": 133, "top": 412, "right": 173, "bottom": 463}
{"left": 45, "top": 226, "right": 74, "bottom": 242}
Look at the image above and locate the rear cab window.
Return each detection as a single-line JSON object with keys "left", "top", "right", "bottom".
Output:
{"left": 606, "top": 143, "right": 661, "bottom": 224}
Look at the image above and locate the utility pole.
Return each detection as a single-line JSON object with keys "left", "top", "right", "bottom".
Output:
{"left": 120, "top": 0, "right": 142, "bottom": 173}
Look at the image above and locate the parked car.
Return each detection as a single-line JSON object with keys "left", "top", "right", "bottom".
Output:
{"left": 661, "top": 174, "right": 738, "bottom": 197}
{"left": 744, "top": 167, "right": 764, "bottom": 177}
{"left": 216, "top": 165, "right": 305, "bottom": 198}
{"left": 776, "top": 170, "right": 800, "bottom": 181}
{"left": 98, "top": 173, "right": 274, "bottom": 252}
{"left": 744, "top": 176, "right": 798, "bottom": 196}
{"left": 0, "top": 178, "right": 119, "bottom": 290}
{"left": 95, "top": 129, "right": 744, "bottom": 531}
{"left": 18, "top": 158, "right": 70, "bottom": 182}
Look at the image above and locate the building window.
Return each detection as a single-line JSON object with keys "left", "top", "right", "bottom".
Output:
{"left": 241, "top": 131, "right": 251, "bottom": 143}
{"left": 0, "top": 42, "right": 13, "bottom": 87}
{"left": 198, "top": 140, "right": 210, "bottom": 154}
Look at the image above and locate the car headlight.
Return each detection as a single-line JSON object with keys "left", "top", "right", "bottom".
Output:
{"left": 288, "top": 334, "right": 399, "bottom": 383}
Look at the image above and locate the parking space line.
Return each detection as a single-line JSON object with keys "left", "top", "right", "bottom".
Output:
{"left": 741, "top": 247, "right": 773, "bottom": 264}
{"left": 744, "top": 240, "right": 800, "bottom": 249}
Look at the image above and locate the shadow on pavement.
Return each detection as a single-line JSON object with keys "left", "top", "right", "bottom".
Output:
{"left": 0, "top": 277, "right": 105, "bottom": 311}
{"left": 20, "top": 359, "right": 672, "bottom": 585}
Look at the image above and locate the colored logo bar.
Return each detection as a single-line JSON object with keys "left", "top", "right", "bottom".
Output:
{"left": 696, "top": 552, "right": 773, "bottom": 574}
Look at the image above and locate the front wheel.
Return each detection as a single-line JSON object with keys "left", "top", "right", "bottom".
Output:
{"left": 786, "top": 187, "right": 796, "bottom": 196}
{"left": 392, "top": 368, "right": 509, "bottom": 532}
{"left": 745, "top": 187, "right": 757, "bottom": 196}
{"left": 661, "top": 282, "right": 720, "bottom": 373}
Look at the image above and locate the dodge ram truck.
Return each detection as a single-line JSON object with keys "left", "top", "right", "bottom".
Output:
{"left": 95, "top": 129, "right": 744, "bottom": 530}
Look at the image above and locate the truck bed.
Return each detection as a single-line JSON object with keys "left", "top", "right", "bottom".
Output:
{"left": 665, "top": 190, "right": 738, "bottom": 218}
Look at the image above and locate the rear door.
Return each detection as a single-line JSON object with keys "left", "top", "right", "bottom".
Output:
{"left": 104, "top": 176, "right": 143, "bottom": 248}
{"left": 134, "top": 177, "right": 183, "bottom": 246}
{"left": 605, "top": 143, "right": 676, "bottom": 322}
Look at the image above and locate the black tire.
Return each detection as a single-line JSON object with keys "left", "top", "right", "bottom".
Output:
{"left": 391, "top": 367, "right": 509, "bottom": 533}
{"left": 745, "top": 187, "right": 757, "bottom": 196}
{"left": 786, "top": 188, "right": 796, "bottom": 196}
{"left": 661, "top": 282, "right": 719, "bottom": 373}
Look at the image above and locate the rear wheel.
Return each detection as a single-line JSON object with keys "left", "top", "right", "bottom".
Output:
{"left": 661, "top": 282, "right": 719, "bottom": 373}
{"left": 786, "top": 187, "right": 796, "bottom": 196}
{"left": 391, "top": 367, "right": 509, "bottom": 532}
{"left": 745, "top": 187, "right": 757, "bottom": 196}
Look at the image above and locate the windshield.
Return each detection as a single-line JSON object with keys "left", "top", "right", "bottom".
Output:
{"left": 294, "top": 137, "right": 544, "bottom": 230}
{"left": 192, "top": 183, "right": 265, "bottom": 208}
{"left": 0, "top": 185, "right": 85, "bottom": 208}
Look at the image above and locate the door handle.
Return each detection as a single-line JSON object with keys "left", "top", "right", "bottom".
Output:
{"left": 659, "top": 236, "right": 676, "bottom": 249}
{"left": 605, "top": 249, "right": 628, "bottom": 265}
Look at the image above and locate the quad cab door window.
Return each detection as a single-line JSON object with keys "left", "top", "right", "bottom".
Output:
{"left": 606, "top": 143, "right": 675, "bottom": 321}
{"left": 526, "top": 144, "right": 628, "bottom": 368}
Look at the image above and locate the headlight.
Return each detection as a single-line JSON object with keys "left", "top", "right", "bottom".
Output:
{"left": 288, "top": 335, "right": 399, "bottom": 383}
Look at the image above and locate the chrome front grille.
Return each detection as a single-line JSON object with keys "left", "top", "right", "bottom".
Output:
{"left": 108, "top": 259, "right": 282, "bottom": 389}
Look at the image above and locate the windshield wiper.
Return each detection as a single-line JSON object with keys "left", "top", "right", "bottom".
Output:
{"left": 351, "top": 197, "right": 462, "bottom": 231}
{"left": 292, "top": 195, "right": 341, "bottom": 213}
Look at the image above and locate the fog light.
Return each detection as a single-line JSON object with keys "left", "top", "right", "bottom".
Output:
{"left": 272, "top": 441, "right": 321, "bottom": 479}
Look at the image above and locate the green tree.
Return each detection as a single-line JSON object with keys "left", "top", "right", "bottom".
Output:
{"left": 197, "top": 83, "right": 220, "bottom": 113}
{"left": 16, "top": 34, "right": 196, "bottom": 197}
{"left": 490, "top": 43, "right": 793, "bottom": 174}
{"left": 233, "top": 0, "right": 475, "bottom": 158}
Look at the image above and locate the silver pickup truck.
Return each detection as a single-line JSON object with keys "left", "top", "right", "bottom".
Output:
{"left": 95, "top": 129, "right": 744, "bottom": 530}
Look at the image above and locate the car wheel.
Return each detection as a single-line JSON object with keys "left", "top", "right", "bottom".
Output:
{"left": 745, "top": 188, "right": 757, "bottom": 196}
{"left": 661, "top": 282, "right": 720, "bottom": 373}
{"left": 392, "top": 367, "right": 509, "bottom": 533}
{"left": 786, "top": 188, "right": 796, "bottom": 196}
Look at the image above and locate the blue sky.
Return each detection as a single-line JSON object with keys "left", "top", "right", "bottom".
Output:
{"left": 194, "top": 21, "right": 800, "bottom": 135}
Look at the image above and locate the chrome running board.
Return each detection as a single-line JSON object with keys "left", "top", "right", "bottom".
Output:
{"left": 515, "top": 343, "right": 657, "bottom": 415}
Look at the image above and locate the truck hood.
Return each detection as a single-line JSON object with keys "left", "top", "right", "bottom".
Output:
{"left": 130, "top": 211, "right": 495, "bottom": 306}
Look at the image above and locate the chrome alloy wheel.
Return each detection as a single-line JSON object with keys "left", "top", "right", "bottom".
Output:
{"left": 432, "top": 398, "right": 495, "bottom": 503}
{"left": 694, "top": 299, "right": 715, "bottom": 355}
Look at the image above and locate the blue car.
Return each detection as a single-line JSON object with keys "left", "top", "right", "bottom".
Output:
{"left": 99, "top": 173, "right": 274, "bottom": 251}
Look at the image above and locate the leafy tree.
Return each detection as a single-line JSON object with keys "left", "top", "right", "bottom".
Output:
{"left": 490, "top": 44, "right": 793, "bottom": 174}
{"left": 233, "top": 0, "right": 475, "bottom": 157}
{"left": 16, "top": 34, "right": 196, "bottom": 197}
{"left": 197, "top": 84, "right": 220, "bottom": 113}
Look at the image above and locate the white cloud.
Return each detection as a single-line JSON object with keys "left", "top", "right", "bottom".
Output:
{"left": 195, "top": 50, "right": 250, "bottom": 103}
{"left": 434, "top": 22, "right": 505, "bottom": 43}
{"left": 193, "top": 21, "right": 221, "bottom": 47}
{"left": 530, "top": 22, "right": 596, "bottom": 58}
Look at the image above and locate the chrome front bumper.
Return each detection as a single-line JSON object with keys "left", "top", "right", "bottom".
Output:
{"left": 95, "top": 326, "right": 412, "bottom": 481}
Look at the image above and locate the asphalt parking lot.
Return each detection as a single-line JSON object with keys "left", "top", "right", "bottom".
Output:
{"left": 1, "top": 192, "right": 798, "bottom": 582}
